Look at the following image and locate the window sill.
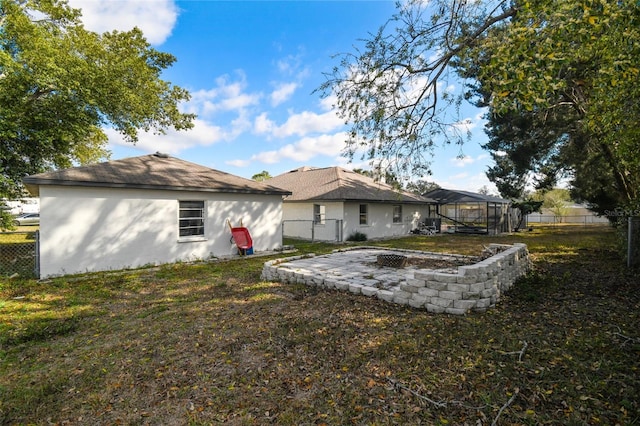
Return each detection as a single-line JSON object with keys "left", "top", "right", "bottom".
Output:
{"left": 178, "top": 236, "right": 207, "bottom": 243}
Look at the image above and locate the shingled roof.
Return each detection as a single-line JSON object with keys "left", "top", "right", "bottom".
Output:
{"left": 23, "top": 153, "right": 292, "bottom": 197}
{"left": 267, "top": 166, "right": 433, "bottom": 204}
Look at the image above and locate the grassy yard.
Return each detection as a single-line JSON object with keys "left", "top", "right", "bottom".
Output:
{"left": 1, "top": 226, "right": 638, "bottom": 425}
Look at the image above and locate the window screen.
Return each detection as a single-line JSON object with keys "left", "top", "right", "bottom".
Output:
{"left": 314, "top": 204, "right": 326, "bottom": 224}
{"left": 393, "top": 205, "right": 402, "bottom": 223}
{"left": 179, "top": 201, "right": 205, "bottom": 237}
{"left": 359, "top": 204, "right": 368, "bottom": 225}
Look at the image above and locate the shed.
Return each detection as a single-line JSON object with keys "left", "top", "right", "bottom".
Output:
{"left": 23, "top": 153, "right": 291, "bottom": 277}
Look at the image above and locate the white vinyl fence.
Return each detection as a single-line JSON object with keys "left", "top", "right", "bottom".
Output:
{"left": 526, "top": 214, "right": 609, "bottom": 225}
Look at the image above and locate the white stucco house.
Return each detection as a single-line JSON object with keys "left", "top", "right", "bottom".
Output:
{"left": 23, "top": 153, "right": 291, "bottom": 278}
{"left": 266, "top": 166, "right": 435, "bottom": 241}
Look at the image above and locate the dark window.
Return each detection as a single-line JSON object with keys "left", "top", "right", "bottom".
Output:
{"left": 393, "top": 205, "right": 402, "bottom": 223}
{"left": 359, "top": 204, "right": 368, "bottom": 225}
{"left": 314, "top": 204, "right": 326, "bottom": 224}
{"left": 179, "top": 201, "right": 204, "bottom": 237}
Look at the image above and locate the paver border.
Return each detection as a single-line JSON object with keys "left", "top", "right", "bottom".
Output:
{"left": 261, "top": 244, "right": 531, "bottom": 315}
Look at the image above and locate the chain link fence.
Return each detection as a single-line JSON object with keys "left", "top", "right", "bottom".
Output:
{"left": 282, "top": 219, "right": 344, "bottom": 242}
{"left": 0, "top": 231, "right": 39, "bottom": 278}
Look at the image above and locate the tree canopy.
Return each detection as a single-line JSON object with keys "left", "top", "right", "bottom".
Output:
{"left": 0, "top": 0, "right": 195, "bottom": 200}
{"left": 319, "top": 0, "right": 639, "bottom": 213}
{"left": 405, "top": 179, "right": 439, "bottom": 196}
{"left": 251, "top": 170, "right": 272, "bottom": 182}
{"left": 464, "top": 0, "right": 639, "bottom": 214}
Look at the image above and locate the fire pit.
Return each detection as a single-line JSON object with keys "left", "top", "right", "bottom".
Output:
{"left": 261, "top": 244, "right": 531, "bottom": 315}
{"left": 377, "top": 254, "right": 408, "bottom": 268}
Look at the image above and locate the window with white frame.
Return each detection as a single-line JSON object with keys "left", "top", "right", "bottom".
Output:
{"left": 393, "top": 205, "right": 403, "bottom": 223}
{"left": 359, "top": 204, "right": 368, "bottom": 225}
{"left": 313, "top": 204, "right": 326, "bottom": 224}
{"left": 179, "top": 200, "right": 205, "bottom": 238}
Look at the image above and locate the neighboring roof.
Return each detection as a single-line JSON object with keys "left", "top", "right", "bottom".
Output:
{"left": 424, "top": 188, "right": 510, "bottom": 204}
{"left": 23, "top": 153, "right": 292, "bottom": 197}
{"left": 266, "top": 166, "right": 434, "bottom": 204}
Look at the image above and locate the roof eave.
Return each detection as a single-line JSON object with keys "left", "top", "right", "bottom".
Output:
{"left": 21, "top": 178, "right": 292, "bottom": 197}
{"left": 283, "top": 197, "right": 435, "bottom": 204}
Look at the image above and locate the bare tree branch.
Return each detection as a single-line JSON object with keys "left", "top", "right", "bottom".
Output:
{"left": 501, "top": 340, "right": 528, "bottom": 362}
{"left": 317, "top": 0, "right": 515, "bottom": 176}
{"left": 491, "top": 387, "right": 519, "bottom": 426}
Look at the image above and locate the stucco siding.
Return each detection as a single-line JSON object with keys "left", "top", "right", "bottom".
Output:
{"left": 343, "top": 202, "right": 425, "bottom": 239}
{"left": 38, "top": 186, "right": 284, "bottom": 277}
{"left": 282, "top": 201, "right": 425, "bottom": 241}
{"left": 281, "top": 202, "right": 345, "bottom": 241}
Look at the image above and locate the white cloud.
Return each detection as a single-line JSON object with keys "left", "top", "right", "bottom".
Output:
{"left": 276, "top": 57, "right": 295, "bottom": 74}
{"left": 249, "top": 150, "right": 280, "bottom": 165}
{"left": 226, "top": 159, "right": 251, "bottom": 168}
{"left": 106, "top": 118, "right": 226, "bottom": 155}
{"left": 452, "top": 110, "right": 486, "bottom": 134}
{"left": 269, "top": 51, "right": 309, "bottom": 106}
{"left": 248, "top": 132, "right": 347, "bottom": 165}
{"left": 228, "top": 110, "right": 253, "bottom": 139}
{"left": 253, "top": 107, "right": 343, "bottom": 139}
{"left": 319, "top": 94, "right": 338, "bottom": 112}
{"left": 452, "top": 118, "right": 475, "bottom": 133}
{"left": 449, "top": 153, "right": 489, "bottom": 167}
{"left": 450, "top": 155, "right": 474, "bottom": 167}
{"left": 67, "top": 0, "right": 178, "bottom": 45}
{"left": 450, "top": 172, "right": 469, "bottom": 180}
{"left": 270, "top": 82, "right": 298, "bottom": 107}
{"left": 275, "top": 53, "right": 306, "bottom": 76}
{"left": 188, "top": 73, "right": 262, "bottom": 117}
{"left": 272, "top": 110, "right": 344, "bottom": 138}
{"left": 436, "top": 172, "right": 498, "bottom": 194}
{"left": 254, "top": 113, "right": 276, "bottom": 135}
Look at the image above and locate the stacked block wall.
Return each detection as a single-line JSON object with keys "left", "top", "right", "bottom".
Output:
{"left": 261, "top": 243, "right": 531, "bottom": 315}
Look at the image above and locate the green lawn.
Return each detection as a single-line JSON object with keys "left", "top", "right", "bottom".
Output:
{"left": 1, "top": 226, "right": 638, "bottom": 425}
{"left": 0, "top": 227, "right": 37, "bottom": 243}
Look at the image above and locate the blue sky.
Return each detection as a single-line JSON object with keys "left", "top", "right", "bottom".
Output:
{"left": 68, "top": 0, "right": 495, "bottom": 193}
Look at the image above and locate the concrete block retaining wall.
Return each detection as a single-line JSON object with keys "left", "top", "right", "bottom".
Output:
{"left": 261, "top": 243, "right": 531, "bottom": 315}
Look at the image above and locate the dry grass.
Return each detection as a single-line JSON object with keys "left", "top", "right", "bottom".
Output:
{"left": 1, "top": 226, "right": 638, "bottom": 425}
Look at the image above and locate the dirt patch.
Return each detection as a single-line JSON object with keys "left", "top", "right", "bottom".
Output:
{"left": 367, "top": 256, "right": 478, "bottom": 270}
{"left": 406, "top": 256, "right": 478, "bottom": 269}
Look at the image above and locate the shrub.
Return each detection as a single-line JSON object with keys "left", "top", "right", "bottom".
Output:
{"left": 346, "top": 231, "right": 367, "bottom": 242}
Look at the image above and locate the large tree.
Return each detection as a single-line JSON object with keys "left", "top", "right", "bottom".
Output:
{"left": 0, "top": 0, "right": 195, "bottom": 200}
{"left": 463, "top": 0, "right": 639, "bottom": 213}
{"left": 318, "top": 0, "right": 517, "bottom": 177}
{"left": 319, "top": 0, "right": 639, "bottom": 213}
